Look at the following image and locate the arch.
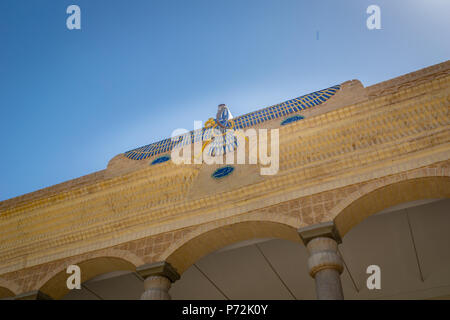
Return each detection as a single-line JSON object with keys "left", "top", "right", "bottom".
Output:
{"left": 0, "top": 287, "right": 14, "bottom": 299}
{"left": 0, "top": 278, "right": 20, "bottom": 299}
{"left": 333, "top": 176, "right": 450, "bottom": 238}
{"left": 163, "top": 220, "right": 301, "bottom": 275}
{"left": 37, "top": 249, "right": 143, "bottom": 300}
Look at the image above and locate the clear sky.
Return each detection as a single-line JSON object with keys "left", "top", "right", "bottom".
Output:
{"left": 0, "top": 0, "right": 449, "bottom": 201}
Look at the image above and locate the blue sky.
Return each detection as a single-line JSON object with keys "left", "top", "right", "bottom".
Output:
{"left": 0, "top": 0, "right": 449, "bottom": 201}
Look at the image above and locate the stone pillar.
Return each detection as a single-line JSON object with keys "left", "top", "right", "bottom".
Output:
{"left": 298, "top": 222, "right": 344, "bottom": 300}
{"left": 136, "top": 261, "right": 180, "bottom": 300}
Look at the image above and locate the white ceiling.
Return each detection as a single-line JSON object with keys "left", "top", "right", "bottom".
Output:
{"left": 63, "top": 198, "right": 450, "bottom": 300}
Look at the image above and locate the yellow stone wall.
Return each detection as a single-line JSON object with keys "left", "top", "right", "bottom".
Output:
{"left": 0, "top": 60, "right": 449, "bottom": 298}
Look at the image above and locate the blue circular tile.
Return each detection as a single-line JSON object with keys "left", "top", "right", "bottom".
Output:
{"left": 281, "top": 115, "right": 304, "bottom": 126}
{"left": 151, "top": 155, "right": 170, "bottom": 165}
{"left": 212, "top": 166, "right": 235, "bottom": 179}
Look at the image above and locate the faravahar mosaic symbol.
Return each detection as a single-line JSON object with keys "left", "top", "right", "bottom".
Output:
{"left": 124, "top": 85, "right": 340, "bottom": 161}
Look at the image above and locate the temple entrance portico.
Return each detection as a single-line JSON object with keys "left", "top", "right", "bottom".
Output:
{"left": 1, "top": 172, "right": 449, "bottom": 300}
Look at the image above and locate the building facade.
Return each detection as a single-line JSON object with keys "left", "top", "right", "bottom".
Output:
{"left": 0, "top": 60, "right": 449, "bottom": 300}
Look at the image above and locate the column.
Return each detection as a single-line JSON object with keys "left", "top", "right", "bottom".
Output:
{"left": 136, "top": 261, "right": 180, "bottom": 300}
{"left": 298, "top": 222, "right": 344, "bottom": 300}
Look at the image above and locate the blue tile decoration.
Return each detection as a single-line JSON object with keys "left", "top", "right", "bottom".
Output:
{"left": 150, "top": 155, "right": 170, "bottom": 165}
{"left": 124, "top": 84, "right": 340, "bottom": 160}
{"left": 281, "top": 115, "right": 304, "bottom": 126}
{"left": 211, "top": 166, "right": 235, "bottom": 179}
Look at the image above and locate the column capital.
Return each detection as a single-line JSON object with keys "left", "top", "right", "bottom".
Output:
{"left": 297, "top": 221, "right": 342, "bottom": 245}
{"left": 136, "top": 261, "right": 180, "bottom": 283}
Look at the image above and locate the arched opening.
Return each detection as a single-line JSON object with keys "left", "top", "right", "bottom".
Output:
{"left": 334, "top": 176, "right": 450, "bottom": 237}
{"left": 329, "top": 175, "right": 450, "bottom": 299}
{"left": 39, "top": 256, "right": 138, "bottom": 300}
{"left": 169, "top": 237, "right": 314, "bottom": 300}
{"left": 337, "top": 198, "right": 450, "bottom": 299}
